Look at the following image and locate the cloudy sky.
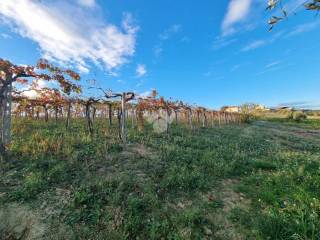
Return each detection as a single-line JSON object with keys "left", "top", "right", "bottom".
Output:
{"left": 0, "top": 0, "right": 319, "bottom": 109}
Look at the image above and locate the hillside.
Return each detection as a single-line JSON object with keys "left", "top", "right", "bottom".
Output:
{"left": 1, "top": 119, "right": 320, "bottom": 239}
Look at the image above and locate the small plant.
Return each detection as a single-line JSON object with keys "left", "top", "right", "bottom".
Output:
{"left": 11, "top": 171, "right": 48, "bottom": 201}
{"left": 292, "top": 111, "right": 307, "bottom": 122}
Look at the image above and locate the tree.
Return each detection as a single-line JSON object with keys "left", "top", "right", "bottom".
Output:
{"left": 267, "top": 0, "right": 320, "bottom": 30}
{"left": 239, "top": 103, "right": 258, "bottom": 123}
{"left": 0, "top": 58, "right": 81, "bottom": 156}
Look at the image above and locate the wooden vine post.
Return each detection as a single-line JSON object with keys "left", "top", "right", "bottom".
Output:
{"left": 66, "top": 100, "right": 72, "bottom": 130}
{"left": 107, "top": 102, "right": 113, "bottom": 126}
{"left": 188, "top": 108, "right": 193, "bottom": 130}
{"left": 99, "top": 88, "right": 135, "bottom": 145}
{"left": 131, "top": 105, "right": 135, "bottom": 129}
{"left": 121, "top": 92, "right": 126, "bottom": 144}
{"left": 137, "top": 108, "right": 144, "bottom": 132}
{"left": 120, "top": 92, "right": 135, "bottom": 144}
{"left": 1, "top": 81, "right": 12, "bottom": 147}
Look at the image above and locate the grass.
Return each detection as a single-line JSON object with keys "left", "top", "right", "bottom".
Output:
{"left": 1, "top": 117, "right": 320, "bottom": 239}
{"left": 266, "top": 118, "right": 320, "bottom": 130}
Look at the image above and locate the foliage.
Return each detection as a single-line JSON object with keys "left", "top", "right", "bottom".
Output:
{"left": 0, "top": 58, "right": 81, "bottom": 98}
{"left": 239, "top": 103, "right": 257, "bottom": 123}
{"left": 290, "top": 111, "right": 308, "bottom": 122}
{"left": 266, "top": 0, "right": 320, "bottom": 30}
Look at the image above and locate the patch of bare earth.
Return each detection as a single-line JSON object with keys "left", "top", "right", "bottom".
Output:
{"left": 96, "top": 143, "right": 159, "bottom": 182}
{"left": 0, "top": 188, "right": 77, "bottom": 240}
{"left": 214, "top": 179, "right": 250, "bottom": 240}
{"left": 0, "top": 204, "right": 46, "bottom": 240}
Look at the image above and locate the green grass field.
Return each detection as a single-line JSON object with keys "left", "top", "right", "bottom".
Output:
{"left": 1, "top": 118, "right": 320, "bottom": 239}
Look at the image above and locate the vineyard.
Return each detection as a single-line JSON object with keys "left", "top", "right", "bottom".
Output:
{"left": 0, "top": 59, "right": 244, "bottom": 150}
{"left": 1, "top": 59, "right": 320, "bottom": 240}
{"left": 1, "top": 0, "right": 320, "bottom": 239}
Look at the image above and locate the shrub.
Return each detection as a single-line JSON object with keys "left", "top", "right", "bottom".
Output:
{"left": 292, "top": 111, "right": 307, "bottom": 122}
{"left": 241, "top": 113, "right": 254, "bottom": 123}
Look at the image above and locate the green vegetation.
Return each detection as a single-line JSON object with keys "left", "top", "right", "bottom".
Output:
{"left": 1, "top": 118, "right": 320, "bottom": 239}
{"left": 291, "top": 111, "right": 307, "bottom": 122}
{"left": 266, "top": 118, "right": 320, "bottom": 130}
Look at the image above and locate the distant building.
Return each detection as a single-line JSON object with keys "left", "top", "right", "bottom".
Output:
{"left": 255, "top": 104, "right": 269, "bottom": 111}
{"left": 221, "top": 106, "right": 240, "bottom": 113}
{"left": 221, "top": 104, "right": 270, "bottom": 113}
{"left": 277, "top": 106, "right": 293, "bottom": 111}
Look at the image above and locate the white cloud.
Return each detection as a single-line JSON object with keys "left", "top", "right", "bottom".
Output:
{"left": 212, "top": 37, "right": 237, "bottom": 50}
{"left": 136, "top": 79, "right": 144, "bottom": 87}
{"left": 136, "top": 64, "right": 147, "bottom": 77}
{"left": 231, "top": 64, "right": 241, "bottom": 72}
{"left": 77, "top": 64, "right": 90, "bottom": 74}
{"left": 22, "top": 89, "right": 38, "bottom": 99}
{"left": 1, "top": 33, "right": 11, "bottom": 39}
{"left": 0, "top": 0, "right": 138, "bottom": 73}
{"left": 181, "top": 36, "right": 190, "bottom": 43}
{"left": 222, "top": 0, "right": 252, "bottom": 36}
{"left": 256, "top": 64, "right": 284, "bottom": 76}
{"left": 276, "top": 101, "right": 320, "bottom": 110}
{"left": 240, "top": 30, "right": 285, "bottom": 52}
{"left": 117, "top": 79, "right": 125, "bottom": 84}
{"left": 35, "top": 79, "right": 50, "bottom": 88}
{"left": 203, "top": 71, "right": 212, "bottom": 77}
{"left": 20, "top": 79, "right": 51, "bottom": 99}
{"left": 153, "top": 45, "right": 163, "bottom": 58}
{"left": 284, "top": 0, "right": 309, "bottom": 13}
{"left": 138, "top": 90, "right": 151, "bottom": 99}
{"left": 287, "top": 21, "right": 320, "bottom": 37}
{"left": 77, "top": 0, "right": 96, "bottom": 8}
{"left": 241, "top": 40, "right": 266, "bottom": 51}
{"left": 159, "top": 24, "right": 181, "bottom": 40}
{"left": 265, "top": 61, "right": 280, "bottom": 68}
{"left": 153, "top": 24, "right": 181, "bottom": 58}
{"left": 107, "top": 71, "right": 119, "bottom": 77}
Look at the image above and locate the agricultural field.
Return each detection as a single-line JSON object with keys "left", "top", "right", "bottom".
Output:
{"left": 1, "top": 1, "right": 320, "bottom": 240}
{"left": 1, "top": 117, "right": 320, "bottom": 239}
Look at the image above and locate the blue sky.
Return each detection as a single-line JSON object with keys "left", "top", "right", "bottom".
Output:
{"left": 0, "top": 0, "right": 319, "bottom": 109}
